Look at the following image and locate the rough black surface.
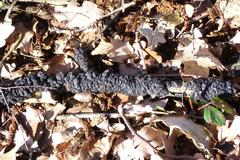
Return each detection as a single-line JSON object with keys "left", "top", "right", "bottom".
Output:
{"left": 0, "top": 46, "right": 237, "bottom": 107}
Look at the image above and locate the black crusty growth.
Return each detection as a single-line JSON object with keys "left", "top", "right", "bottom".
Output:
{"left": 0, "top": 46, "right": 236, "bottom": 107}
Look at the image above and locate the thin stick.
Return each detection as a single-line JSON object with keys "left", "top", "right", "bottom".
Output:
{"left": 0, "top": 33, "right": 23, "bottom": 68}
{"left": 17, "top": 0, "right": 75, "bottom": 5}
{"left": 0, "top": 91, "right": 30, "bottom": 152}
{"left": 56, "top": 112, "right": 135, "bottom": 120}
{"left": 118, "top": 105, "right": 159, "bottom": 152}
{"left": 0, "top": 89, "right": 11, "bottom": 112}
{"left": 0, "top": 85, "right": 57, "bottom": 90}
{"left": 4, "top": 0, "right": 18, "bottom": 22}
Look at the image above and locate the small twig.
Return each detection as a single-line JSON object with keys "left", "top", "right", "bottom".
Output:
{"left": 0, "top": 85, "right": 57, "bottom": 90}
{"left": 56, "top": 112, "right": 135, "bottom": 120}
{"left": 4, "top": 0, "right": 18, "bottom": 22}
{"left": 198, "top": 102, "right": 212, "bottom": 111}
{"left": 0, "top": 89, "right": 11, "bottom": 112}
{"left": 0, "top": 33, "right": 23, "bottom": 68}
{"left": 17, "top": 0, "right": 76, "bottom": 5}
{"left": 118, "top": 105, "right": 159, "bottom": 152}
{"left": 0, "top": 90, "right": 30, "bottom": 151}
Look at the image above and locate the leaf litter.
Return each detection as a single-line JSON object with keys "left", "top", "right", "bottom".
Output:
{"left": 0, "top": 0, "right": 240, "bottom": 159}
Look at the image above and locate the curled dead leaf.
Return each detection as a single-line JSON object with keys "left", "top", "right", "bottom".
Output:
{"left": 152, "top": 115, "right": 215, "bottom": 158}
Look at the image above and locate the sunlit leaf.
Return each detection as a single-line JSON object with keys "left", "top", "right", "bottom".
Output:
{"left": 211, "top": 97, "right": 236, "bottom": 115}
{"left": 204, "top": 106, "right": 226, "bottom": 126}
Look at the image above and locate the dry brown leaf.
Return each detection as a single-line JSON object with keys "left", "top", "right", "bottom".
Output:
{"left": 52, "top": 1, "right": 103, "bottom": 30}
{"left": 174, "top": 33, "right": 225, "bottom": 70}
{"left": 185, "top": 4, "right": 194, "bottom": 18}
{"left": 218, "top": 116, "right": 240, "bottom": 142}
{"left": 219, "top": 0, "right": 240, "bottom": 28}
{"left": 230, "top": 30, "right": 240, "bottom": 44}
{"left": 0, "top": 63, "right": 24, "bottom": 80}
{"left": 152, "top": 115, "right": 214, "bottom": 157}
{"left": 217, "top": 116, "right": 240, "bottom": 156}
{"left": 0, "top": 21, "right": 15, "bottom": 48}
{"left": 113, "top": 126, "right": 166, "bottom": 160}
{"left": 0, "top": 145, "right": 18, "bottom": 160}
{"left": 108, "top": 37, "right": 135, "bottom": 62}
{"left": 115, "top": 93, "right": 129, "bottom": 103}
{"left": 138, "top": 22, "right": 166, "bottom": 48}
{"left": 44, "top": 54, "right": 77, "bottom": 75}
{"left": 91, "top": 39, "right": 113, "bottom": 55}
{"left": 182, "top": 61, "right": 209, "bottom": 77}
{"left": 97, "top": 118, "right": 125, "bottom": 133}
{"left": 91, "top": 134, "right": 118, "bottom": 159}
{"left": 22, "top": 106, "right": 44, "bottom": 137}
{"left": 14, "top": 127, "right": 34, "bottom": 152}
{"left": 145, "top": 48, "right": 162, "bottom": 64}
{"left": 51, "top": 131, "right": 73, "bottom": 148}
{"left": 24, "top": 91, "right": 57, "bottom": 104}
{"left": 16, "top": 31, "right": 34, "bottom": 52}
{"left": 73, "top": 92, "right": 92, "bottom": 103}
{"left": 42, "top": 103, "right": 66, "bottom": 121}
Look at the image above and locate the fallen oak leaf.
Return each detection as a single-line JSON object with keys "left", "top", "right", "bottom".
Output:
{"left": 145, "top": 48, "right": 162, "bottom": 64}
{"left": 174, "top": 32, "right": 225, "bottom": 71}
{"left": 22, "top": 105, "right": 44, "bottom": 138}
{"left": 0, "top": 21, "right": 15, "bottom": 48}
{"left": 52, "top": 1, "right": 103, "bottom": 30}
{"left": 152, "top": 115, "right": 215, "bottom": 158}
{"left": 182, "top": 61, "right": 209, "bottom": 77}
{"left": 113, "top": 126, "right": 166, "bottom": 159}
{"left": 138, "top": 22, "right": 166, "bottom": 48}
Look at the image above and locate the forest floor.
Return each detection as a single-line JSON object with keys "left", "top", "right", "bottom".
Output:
{"left": 0, "top": 0, "right": 240, "bottom": 159}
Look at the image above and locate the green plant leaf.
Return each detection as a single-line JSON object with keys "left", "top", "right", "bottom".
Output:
{"left": 211, "top": 97, "right": 236, "bottom": 115}
{"left": 204, "top": 106, "right": 226, "bottom": 126}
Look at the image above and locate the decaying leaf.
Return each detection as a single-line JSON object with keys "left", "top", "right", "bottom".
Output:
{"left": 73, "top": 92, "right": 92, "bottom": 103}
{"left": 22, "top": 106, "right": 44, "bottom": 137}
{"left": 0, "top": 63, "right": 24, "bottom": 80}
{"left": 152, "top": 115, "right": 214, "bottom": 157}
{"left": 219, "top": 0, "right": 240, "bottom": 28}
{"left": 185, "top": 4, "right": 194, "bottom": 18}
{"left": 24, "top": 91, "right": 57, "bottom": 104}
{"left": 218, "top": 116, "right": 240, "bottom": 142}
{"left": 145, "top": 48, "right": 162, "bottom": 64}
{"left": 91, "top": 133, "right": 118, "bottom": 159}
{"left": 108, "top": 37, "right": 135, "bottom": 62}
{"left": 182, "top": 61, "right": 209, "bottom": 77}
{"left": 53, "top": 1, "right": 104, "bottom": 30}
{"left": 217, "top": 116, "right": 240, "bottom": 156}
{"left": 0, "top": 21, "right": 15, "bottom": 48}
{"left": 44, "top": 54, "right": 77, "bottom": 75}
{"left": 0, "top": 145, "right": 18, "bottom": 160}
{"left": 174, "top": 29, "right": 225, "bottom": 71}
{"left": 91, "top": 39, "right": 113, "bottom": 56}
{"left": 138, "top": 22, "right": 166, "bottom": 48}
{"left": 113, "top": 126, "right": 167, "bottom": 160}
{"left": 230, "top": 30, "right": 240, "bottom": 44}
{"left": 211, "top": 97, "right": 237, "bottom": 115}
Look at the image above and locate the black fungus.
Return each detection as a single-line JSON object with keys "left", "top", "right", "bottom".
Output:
{"left": 0, "top": 47, "right": 237, "bottom": 107}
